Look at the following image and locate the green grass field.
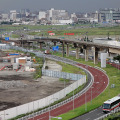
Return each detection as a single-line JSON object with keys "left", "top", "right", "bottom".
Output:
{"left": 1, "top": 24, "right": 120, "bottom": 37}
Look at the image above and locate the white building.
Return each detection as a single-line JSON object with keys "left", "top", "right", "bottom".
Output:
{"left": 38, "top": 11, "right": 46, "bottom": 20}
{"left": 48, "top": 8, "right": 69, "bottom": 21}
{"left": 58, "top": 19, "right": 73, "bottom": 25}
{"left": 2, "top": 14, "right": 9, "bottom": 20}
{"left": 10, "top": 10, "right": 17, "bottom": 21}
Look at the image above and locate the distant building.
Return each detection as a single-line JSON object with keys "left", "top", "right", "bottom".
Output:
{"left": 71, "top": 13, "right": 78, "bottom": 23}
{"left": 2, "top": 14, "right": 9, "bottom": 20}
{"left": 99, "top": 8, "right": 120, "bottom": 23}
{"left": 38, "top": 11, "right": 46, "bottom": 20}
{"left": 47, "top": 8, "right": 70, "bottom": 24}
{"left": 10, "top": 10, "right": 17, "bottom": 21}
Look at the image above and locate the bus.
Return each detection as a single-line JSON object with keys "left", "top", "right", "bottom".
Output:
{"left": 103, "top": 95, "right": 120, "bottom": 113}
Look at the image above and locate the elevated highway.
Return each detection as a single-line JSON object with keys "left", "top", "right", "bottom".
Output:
{"left": 0, "top": 37, "right": 120, "bottom": 64}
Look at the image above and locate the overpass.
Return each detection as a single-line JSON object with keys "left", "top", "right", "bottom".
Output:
{"left": 0, "top": 37, "right": 120, "bottom": 64}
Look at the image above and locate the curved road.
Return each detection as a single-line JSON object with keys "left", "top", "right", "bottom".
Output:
{"left": 27, "top": 55, "right": 109, "bottom": 120}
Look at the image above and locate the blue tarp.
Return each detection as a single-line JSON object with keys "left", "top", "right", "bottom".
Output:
{"left": 52, "top": 46, "right": 59, "bottom": 51}
{"left": 8, "top": 53, "right": 19, "bottom": 56}
{"left": 5, "top": 37, "right": 9, "bottom": 41}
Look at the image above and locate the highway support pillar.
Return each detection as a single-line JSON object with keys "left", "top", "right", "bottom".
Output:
{"left": 93, "top": 47, "right": 99, "bottom": 64}
{"left": 66, "top": 44, "right": 69, "bottom": 57}
{"left": 54, "top": 42, "right": 56, "bottom": 46}
{"left": 76, "top": 47, "right": 79, "bottom": 59}
{"left": 39, "top": 42, "right": 42, "bottom": 50}
{"left": 85, "top": 47, "right": 89, "bottom": 61}
{"left": 62, "top": 42, "right": 65, "bottom": 57}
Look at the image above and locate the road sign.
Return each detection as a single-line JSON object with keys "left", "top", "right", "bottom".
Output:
{"left": 52, "top": 46, "right": 59, "bottom": 51}
{"left": 5, "top": 37, "right": 9, "bottom": 41}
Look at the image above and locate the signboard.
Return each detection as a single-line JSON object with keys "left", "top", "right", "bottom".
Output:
{"left": 52, "top": 46, "right": 59, "bottom": 51}
{"left": 48, "top": 31, "right": 53, "bottom": 33}
{"left": 49, "top": 33, "right": 55, "bottom": 36}
{"left": 5, "top": 37, "right": 9, "bottom": 41}
{"left": 64, "top": 33, "right": 74, "bottom": 35}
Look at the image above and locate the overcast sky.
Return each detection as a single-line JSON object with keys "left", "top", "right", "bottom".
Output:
{"left": 0, "top": 0, "right": 120, "bottom": 13}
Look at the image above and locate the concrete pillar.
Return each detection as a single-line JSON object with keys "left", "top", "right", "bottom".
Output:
{"left": 85, "top": 47, "right": 89, "bottom": 61}
{"left": 54, "top": 42, "right": 56, "bottom": 46}
{"left": 39, "top": 42, "right": 42, "bottom": 49}
{"left": 76, "top": 47, "right": 79, "bottom": 59}
{"left": 93, "top": 47, "right": 99, "bottom": 64}
{"left": 62, "top": 42, "right": 65, "bottom": 57}
{"left": 66, "top": 44, "right": 69, "bottom": 57}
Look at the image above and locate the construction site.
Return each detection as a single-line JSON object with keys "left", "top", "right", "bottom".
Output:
{"left": 0, "top": 49, "right": 74, "bottom": 111}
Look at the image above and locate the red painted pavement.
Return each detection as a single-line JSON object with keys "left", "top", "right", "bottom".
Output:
{"left": 28, "top": 63, "right": 109, "bottom": 120}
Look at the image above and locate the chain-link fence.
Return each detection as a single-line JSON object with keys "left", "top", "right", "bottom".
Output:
{"left": 42, "top": 69, "right": 83, "bottom": 81}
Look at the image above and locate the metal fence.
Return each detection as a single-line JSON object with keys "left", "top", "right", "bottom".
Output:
{"left": 42, "top": 69, "right": 84, "bottom": 81}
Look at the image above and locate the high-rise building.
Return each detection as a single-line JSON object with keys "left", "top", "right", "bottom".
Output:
{"left": 38, "top": 11, "right": 46, "bottom": 20}
{"left": 48, "top": 8, "right": 69, "bottom": 21}
{"left": 10, "top": 10, "right": 17, "bottom": 21}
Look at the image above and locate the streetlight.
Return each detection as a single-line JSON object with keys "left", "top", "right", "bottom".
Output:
{"left": 69, "top": 85, "right": 75, "bottom": 111}
{"left": 91, "top": 87, "right": 94, "bottom": 104}
{"left": 85, "top": 91, "right": 87, "bottom": 111}
{"left": 49, "top": 98, "right": 58, "bottom": 120}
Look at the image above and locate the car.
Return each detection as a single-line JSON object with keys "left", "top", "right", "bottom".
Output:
{"left": 114, "top": 60, "right": 119, "bottom": 64}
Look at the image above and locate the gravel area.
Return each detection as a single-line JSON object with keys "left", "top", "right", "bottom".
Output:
{"left": 0, "top": 60, "right": 74, "bottom": 110}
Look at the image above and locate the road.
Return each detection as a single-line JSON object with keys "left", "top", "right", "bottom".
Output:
{"left": 26, "top": 55, "right": 109, "bottom": 120}
{"left": 71, "top": 106, "right": 104, "bottom": 120}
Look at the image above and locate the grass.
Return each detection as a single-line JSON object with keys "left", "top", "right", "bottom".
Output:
{"left": 1, "top": 24, "right": 120, "bottom": 38}
{"left": 51, "top": 52, "right": 120, "bottom": 120}
{"left": 27, "top": 25, "right": 120, "bottom": 37}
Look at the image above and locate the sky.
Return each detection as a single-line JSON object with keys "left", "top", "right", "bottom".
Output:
{"left": 0, "top": 0, "right": 120, "bottom": 13}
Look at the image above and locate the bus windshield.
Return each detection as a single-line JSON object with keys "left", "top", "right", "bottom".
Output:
{"left": 103, "top": 103, "right": 110, "bottom": 109}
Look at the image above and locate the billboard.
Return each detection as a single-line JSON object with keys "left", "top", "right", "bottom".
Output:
{"left": 49, "top": 33, "right": 55, "bottom": 36}
{"left": 64, "top": 33, "right": 74, "bottom": 35}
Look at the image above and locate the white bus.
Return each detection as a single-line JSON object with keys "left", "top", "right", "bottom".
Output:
{"left": 103, "top": 95, "right": 120, "bottom": 113}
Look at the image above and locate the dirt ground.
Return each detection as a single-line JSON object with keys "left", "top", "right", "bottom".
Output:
{"left": 0, "top": 60, "right": 74, "bottom": 111}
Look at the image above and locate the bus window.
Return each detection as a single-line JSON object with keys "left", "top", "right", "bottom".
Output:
{"left": 103, "top": 103, "right": 110, "bottom": 109}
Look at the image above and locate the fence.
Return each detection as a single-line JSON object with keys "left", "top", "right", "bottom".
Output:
{"left": 42, "top": 69, "right": 84, "bottom": 81}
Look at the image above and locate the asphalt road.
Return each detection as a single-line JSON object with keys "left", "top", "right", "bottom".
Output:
{"left": 71, "top": 106, "right": 105, "bottom": 120}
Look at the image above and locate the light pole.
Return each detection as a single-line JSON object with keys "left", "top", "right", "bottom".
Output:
{"left": 85, "top": 91, "right": 87, "bottom": 111}
{"left": 49, "top": 98, "right": 58, "bottom": 120}
{"left": 69, "top": 85, "right": 75, "bottom": 111}
{"left": 33, "top": 101, "right": 34, "bottom": 120}
{"left": 91, "top": 87, "right": 94, "bottom": 104}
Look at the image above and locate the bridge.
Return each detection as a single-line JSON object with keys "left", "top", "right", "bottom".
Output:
{"left": 0, "top": 37, "right": 120, "bottom": 64}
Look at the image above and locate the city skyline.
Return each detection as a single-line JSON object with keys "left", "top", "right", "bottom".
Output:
{"left": 0, "top": 0, "right": 120, "bottom": 13}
